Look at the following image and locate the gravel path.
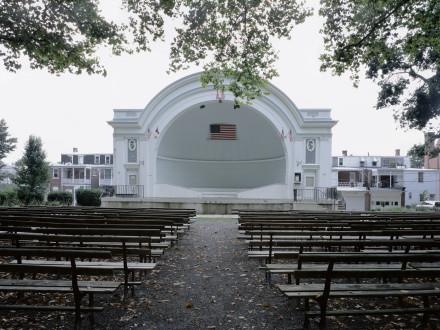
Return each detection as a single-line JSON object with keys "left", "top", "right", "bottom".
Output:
{"left": 94, "top": 219, "right": 303, "bottom": 329}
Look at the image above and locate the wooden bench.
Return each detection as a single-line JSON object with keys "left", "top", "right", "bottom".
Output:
{"left": 260, "top": 238, "right": 440, "bottom": 284}
{"left": 278, "top": 253, "right": 440, "bottom": 329}
{"left": 246, "top": 229, "right": 440, "bottom": 263}
{"left": 0, "top": 247, "right": 123, "bottom": 329}
{"left": 0, "top": 232, "right": 158, "bottom": 297}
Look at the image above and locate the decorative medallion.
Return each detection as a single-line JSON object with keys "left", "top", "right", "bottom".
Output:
{"left": 128, "top": 139, "right": 137, "bottom": 151}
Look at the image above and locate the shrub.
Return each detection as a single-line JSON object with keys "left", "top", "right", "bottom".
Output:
{"left": 75, "top": 188, "right": 102, "bottom": 207}
{"left": 16, "top": 186, "right": 45, "bottom": 205}
{"left": 47, "top": 191, "right": 73, "bottom": 205}
{"left": 389, "top": 206, "right": 408, "bottom": 212}
{"left": 47, "top": 200, "right": 61, "bottom": 206}
{"left": 0, "top": 189, "right": 18, "bottom": 206}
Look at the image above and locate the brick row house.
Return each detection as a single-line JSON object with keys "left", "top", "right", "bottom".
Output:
{"left": 50, "top": 151, "right": 114, "bottom": 201}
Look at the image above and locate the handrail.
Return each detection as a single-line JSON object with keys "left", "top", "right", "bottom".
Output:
{"left": 101, "top": 185, "right": 144, "bottom": 198}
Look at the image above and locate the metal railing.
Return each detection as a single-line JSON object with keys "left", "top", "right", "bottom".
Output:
{"left": 101, "top": 185, "right": 144, "bottom": 198}
{"left": 62, "top": 178, "right": 91, "bottom": 185}
{"left": 293, "top": 187, "right": 340, "bottom": 202}
{"left": 338, "top": 181, "right": 364, "bottom": 188}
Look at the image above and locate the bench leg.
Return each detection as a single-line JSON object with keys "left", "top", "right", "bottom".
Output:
{"left": 303, "top": 298, "right": 310, "bottom": 328}
{"left": 89, "top": 293, "right": 95, "bottom": 327}
{"left": 422, "top": 296, "right": 430, "bottom": 324}
{"left": 318, "top": 301, "right": 327, "bottom": 330}
{"left": 131, "top": 271, "right": 135, "bottom": 297}
{"left": 74, "top": 295, "right": 85, "bottom": 330}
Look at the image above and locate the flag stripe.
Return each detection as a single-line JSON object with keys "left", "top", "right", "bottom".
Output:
{"left": 210, "top": 124, "right": 236, "bottom": 140}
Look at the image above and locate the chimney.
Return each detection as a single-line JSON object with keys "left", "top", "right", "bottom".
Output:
{"left": 395, "top": 149, "right": 400, "bottom": 156}
{"left": 425, "top": 132, "right": 435, "bottom": 148}
{"left": 342, "top": 150, "right": 347, "bottom": 156}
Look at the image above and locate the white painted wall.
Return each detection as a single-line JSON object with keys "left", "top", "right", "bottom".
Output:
{"left": 340, "top": 190, "right": 367, "bottom": 211}
{"left": 403, "top": 169, "right": 439, "bottom": 205}
{"left": 369, "top": 189, "right": 403, "bottom": 210}
{"left": 239, "top": 184, "right": 288, "bottom": 199}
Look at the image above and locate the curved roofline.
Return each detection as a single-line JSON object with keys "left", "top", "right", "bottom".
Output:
{"left": 109, "top": 72, "right": 337, "bottom": 136}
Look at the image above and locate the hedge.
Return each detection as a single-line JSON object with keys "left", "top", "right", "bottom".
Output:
{"left": 75, "top": 188, "right": 102, "bottom": 207}
{"left": 47, "top": 191, "right": 73, "bottom": 205}
{"left": 0, "top": 190, "right": 18, "bottom": 206}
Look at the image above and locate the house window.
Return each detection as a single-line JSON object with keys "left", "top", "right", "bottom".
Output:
{"left": 105, "top": 155, "right": 111, "bottom": 164}
{"left": 376, "top": 201, "right": 381, "bottom": 206}
{"left": 430, "top": 194, "right": 435, "bottom": 200}
{"left": 338, "top": 158, "right": 343, "bottom": 166}
{"left": 100, "top": 169, "right": 112, "bottom": 180}
{"left": 53, "top": 168, "right": 59, "bottom": 178}
{"left": 372, "top": 161, "right": 377, "bottom": 166}
{"left": 418, "top": 172, "right": 424, "bottom": 182}
{"left": 95, "top": 155, "right": 100, "bottom": 164}
{"left": 409, "top": 192, "right": 412, "bottom": 199}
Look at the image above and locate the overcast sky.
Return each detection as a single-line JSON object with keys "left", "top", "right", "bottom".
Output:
{"left": 0, "top": 2, "right": 424, "bottom": 164}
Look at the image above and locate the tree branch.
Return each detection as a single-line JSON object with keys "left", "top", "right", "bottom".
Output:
{"left": 343, "top": 0, "right": 412, "bottom": 51}
{"left": 408, "top": 67, "right": 432, "bottom": 86}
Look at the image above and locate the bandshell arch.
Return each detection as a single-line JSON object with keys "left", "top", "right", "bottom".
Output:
{"left": 109, "top": 72, "right": 337, "bottom": 199}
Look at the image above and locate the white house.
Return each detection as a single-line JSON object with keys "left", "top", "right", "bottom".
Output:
{"left": 332, "top": 151, "right": 439, "bottom": 211}
{"left": 108, "top": 72, "right": 337, "bottom": 202}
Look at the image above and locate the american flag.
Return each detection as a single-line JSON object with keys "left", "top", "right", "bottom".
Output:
{"left": 210, "top": 124, "right": 236, "bottom": 140}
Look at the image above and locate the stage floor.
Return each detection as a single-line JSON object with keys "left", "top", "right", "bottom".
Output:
{"left": 101, "top": 197, "right": 334, "bottom": 214}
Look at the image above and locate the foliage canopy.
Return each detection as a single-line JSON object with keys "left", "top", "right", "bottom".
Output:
{"left": 407, "top": 144, "right": 425, "bottom": 168}
{"left": 3, "top": 0, "right": 439, "bottom": 139}
{"left": 0, "top": 0, "right": 311, "bottom": 104}
{"left": 319, "top": 0, "right": 440, "bottom": 134}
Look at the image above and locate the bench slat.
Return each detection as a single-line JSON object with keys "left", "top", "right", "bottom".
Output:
{"left": 0, "top": 264, "right": 114, "bottom": 276}
{"left": 305, "top": 307, "right": 440, "bottom": 317}
{"left": 0, "top": 279, "right": 121, "bottom": 288}
{"left": 11, "top": 260, "right": 156, "bottom": 271}
{"left": 0, "top": 305, "right": 104, "bottom": 312}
